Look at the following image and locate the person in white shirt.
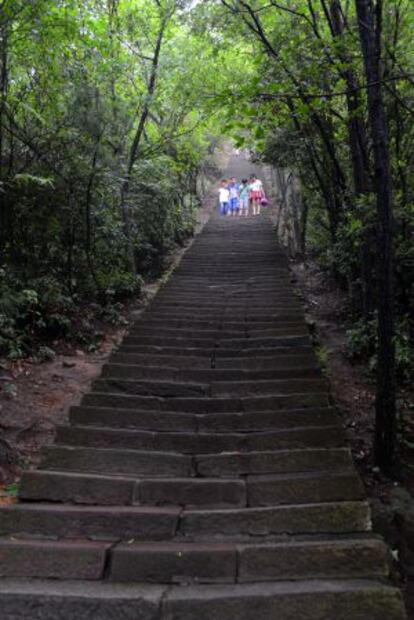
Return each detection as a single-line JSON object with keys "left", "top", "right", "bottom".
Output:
{"left": 249, "top": 174, "right": 264, "bottom": 216}
{"left": 219, "top": 180, "right": 230, "bottom": 216}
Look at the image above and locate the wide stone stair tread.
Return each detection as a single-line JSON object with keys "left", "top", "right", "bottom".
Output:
{"left": 82, "top": 391, "right": 330, "bottom": 412}
{"left": 0, "top": 210, "right": 406, "bottom": 619}
{"left": 54, "top": 424, "right": 345, "bottom": 453}
{"left": 39, "top": 444, "right": 354, "bottom": 477}
{"left": 0, "top": 579, "right": 405, "bottom": 619}
{"left": 19, "top": 469, "right": 363, "bottom": 507}
{"left": 0, "top": 536, "right": 389, "bottom": 583}
{"left": 101, "top": 363, "right": 322, "bottom": 381}
{"left": 69, "top": 404, "right": 338, "bottom": 432}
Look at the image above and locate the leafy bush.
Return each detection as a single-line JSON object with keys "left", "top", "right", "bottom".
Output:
{"left": 346, "top": 315, "right": 413, "bottom": 381}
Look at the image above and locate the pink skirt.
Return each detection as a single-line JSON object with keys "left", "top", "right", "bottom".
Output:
{"left": 250, "top": 190, "right": 263, "bottom": 201}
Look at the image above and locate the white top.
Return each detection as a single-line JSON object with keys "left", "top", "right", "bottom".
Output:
{"left": 219, "top": 187, "right": 230, "bottom": 202}
{"left": 251, "top": 179, "right": 263, "bottom": 192}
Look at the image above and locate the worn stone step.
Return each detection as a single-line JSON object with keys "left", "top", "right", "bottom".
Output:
{"left": 0, "top": 504, "right": 180, "bottom": 541}
{"left": 135, "top": 318, "right": 305, "bottom": 331}
{"left": 107, "top": 537, "right": 389, "bottom": 584}
{"left": 70, "top": 405, "right": 198, "bottom": 431}
{"left": 136, "top": 477, "right": 246, "bottom": 508}
{"left": 246, "top": 471, "right": 365, "bottom": 506}
{"left": 109, "top": 353, "right": 213, "bottom": 369}
{"left": 213, "top": 346, "right": 313, "bottom": 358}
{"left": 55, "top": 425, "right": 344, "bottom": 454}
{"left": 40, "top": 445, "right": 193, "bottom": 477}
{"left": 92, "top": 378, "right": 209, "bottom": 398}
{"left": 162, "top": 580, "right": 406, "bottom": 620}
{"left": 94, "top": 376, "right": 327, "bottom": 399}
{"left": 214, "top": 354, "right": 317, "bottom": 369}
{"left": 122, "top": 335, "right": 217, "bottom": 348}
{"left": 198, "top": 407, "right": 338, "bottom": 432}
{"left": 109, "top": 541, "right": 237, "bottom": 584}
{"left": 129, "top": 326, "right": 308, "bottom": 339}
{"left": 102, "top": 364, "right": 320, "bottom": 383}
{"left": 0, "top": 538, "right": 110, "bottom": 580}
{"left": 69, "top": 405, "right": 337, "bottom": 433}
{"left": 19, "top": 470, "right": 137, "bottom": 505}
{"left": 116, "top": 344, "right": 313, "bottom": 359}
{"left": 145, "top": 312, "right": 304, "bottom": 324}
{"left": 178, "top": 501, "right": 370, "bottom": 538}
{"left": 210, "top": 378, "right": 327, "bottom": 397}
{"left": 115, "top": 345, "right": 215, "bottom": 357}
{"left": 216, "top": 336, "right": 310, "bottom": 349}
{"left": 82, "top": 392, "right": 330, "bottom": 413}
{"left": 196, "top": 447, "right": 353, "bottom": 477}
{"left": 20, "top": 471, "right": 247, "bottom": 508}
{"left": 150, "top": 302, "right": 303, "bottom": 312}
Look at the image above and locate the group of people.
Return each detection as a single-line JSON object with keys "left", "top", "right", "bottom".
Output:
{"left": 218, "top": 174, "right": 267, "bottom": 217}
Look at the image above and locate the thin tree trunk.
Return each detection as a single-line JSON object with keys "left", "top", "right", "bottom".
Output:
{"left": 355, "top": 0, "right": 396, "bottom": 473}
{"left": 120, "top": 12, "right": 168, "bottom": 274}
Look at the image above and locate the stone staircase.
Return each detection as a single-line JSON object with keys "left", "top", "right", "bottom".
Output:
{"left": 0, "top": 214, "right": 406, "bottom": 619}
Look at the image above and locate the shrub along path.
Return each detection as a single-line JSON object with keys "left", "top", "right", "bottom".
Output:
{"left": 0, "top": 161, "right": 407, "bottom": 619}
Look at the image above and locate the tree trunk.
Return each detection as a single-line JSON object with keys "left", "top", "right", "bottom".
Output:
{"left": 355, "top": 0, "right": 396, "bottom": 473}
{"left": 119, "top": 12, "right": 168, "bottom": 274}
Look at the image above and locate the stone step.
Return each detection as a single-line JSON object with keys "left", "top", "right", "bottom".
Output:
{"left": 178, "top": 501, "right": 370, "bottom": 539}
{"left": 109, "top": 353, "right": 213, "bottom": 368}
{"left": 115, "top": 345, "right": 215, "bottom": 357}
{"left": 19, "top": 470, "right": 138, "bottom": 505}
{"left": 20, "top": 471, "right": 247, "bottom": 507}
{"left": 115, "top": 345, "right": 313, "bottom": 359}
{"left": 101, "top": 364, "right": 321, "bottom": 382}
{"left": 149, "top": 302, "right": 303, "bottom": 312}
{"left": 212, "top": 346, "right": 313, "bottom": 358}
{"left": 82, "top": 391, "right": 330, "bottom": 412}
{"left": 145, "top": 311, "right": 304, "bottom": 322}
{"left": 0, "top": 502, "right": 370, "bottom": 541}
{"left": 40, "top": 445, "right": 194, "bottom": 477}
{"left": 135, "top": 318, "right": 305, "bottom": 330}
{"left": 136, "top": 477, "right": 247, "bottom": 508}
{"left": 92, "top": 377, "right": 327, "bottom": 399}
{"left": 210, "top": 379, "right": 327, "bottom": 397}
{"left": 198, "top": 408, "right": 338, "bottom": 432}
{"left": 55, "top": 425, "right": 345, "bottom": 454}
{"left": 121, "top": 335, "right": 311, "bottom": 349}
{"left": 214, "top": 355, "right": 317, "bottom": 368}
{"left": 0, "top": 504, "right": 180, "bottom": 541}
{"left": 128, "top": 326, "right": 308, "bottom": 338}
{"left": 92, "top": 378, "right": 209, "bottom": 398}
{"left": 195, "top": 447, "right": 353, "bottom": 477}
{"left": 161, "top": 580, "right": 405, "bottom": 620}
{"left": 0, "top": 539, "right": 110, "bottom": 580}
{"left": 108, "top": 352, "right": 318, "bottom": 370}
{"left": 122, "top": 335, "right": 216, "bottom": 348}
{"left": 39, "top": 445, "right": 352, "bottom": 479}
{"left": 246, "top": 471, "right": 365, "bottom": 506}
{"left": 70, "top": 405, "right": 199, "bottom": 431}
{"left": 69, "top": 405, "right": 338, "bottom": 433}
{"left": 108, "top": 537, "right": 389, "bottom": 584}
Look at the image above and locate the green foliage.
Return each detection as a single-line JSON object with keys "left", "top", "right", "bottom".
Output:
{"left": 0, "top": 0, "right": 225, "bottom": 359}
{"left": 347, "top": 316, "right": 413, "bottom": 382}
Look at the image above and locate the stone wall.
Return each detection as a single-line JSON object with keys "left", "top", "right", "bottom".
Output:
{"left": 262, "top": 165, "right": 305, "bottom": 258}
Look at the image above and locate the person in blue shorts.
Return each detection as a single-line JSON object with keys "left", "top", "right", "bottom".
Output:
{"left": 228, "top": 177, "right": 240, "bottom": 216}
{"left": 239, "top": 178, "right": 250, "bottom": 217}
